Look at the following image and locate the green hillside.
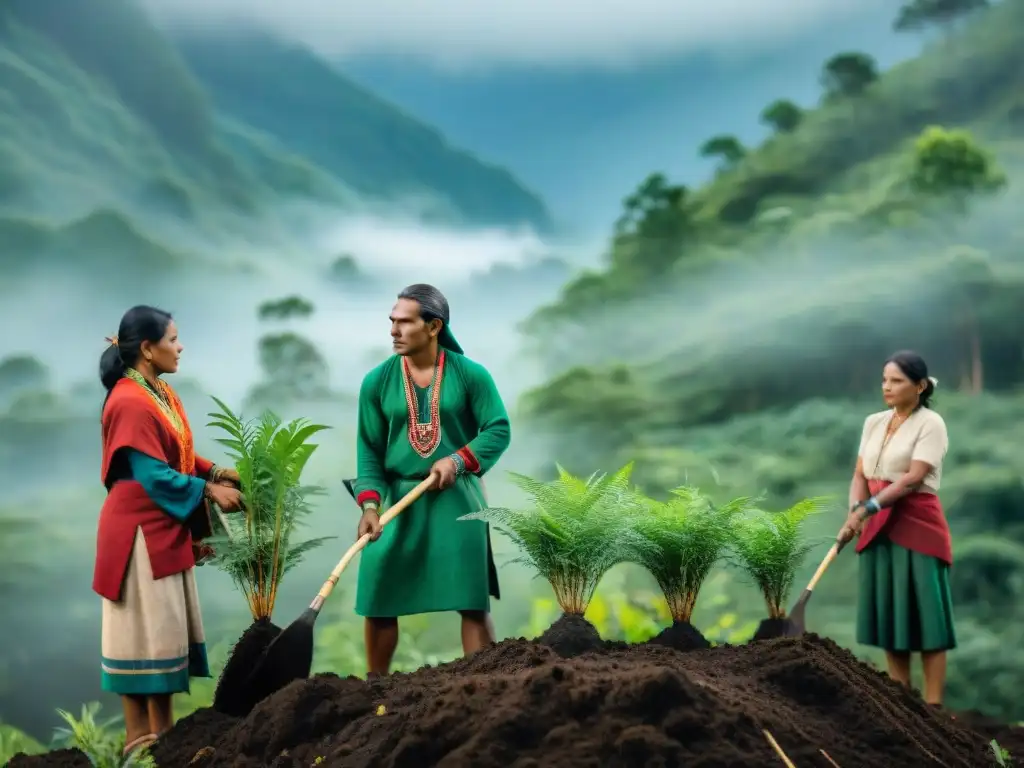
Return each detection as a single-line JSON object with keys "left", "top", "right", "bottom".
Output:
{"left": 515, "top": 0, "right": 1024, "bottom": 720}
{"left": 0, "top": 0, "right": 551, "bottom": 274}
{"left": 522, "top": 0, "right": 1024, "bottom": 429}
{"left": 691, "top": 4, "right": 1024, "bottom": 226}
{"left": 174, "top": 33, "right": 552, "bottom": 232}
{"left": 0, "top": 0, "right": 347, "bottom": 221}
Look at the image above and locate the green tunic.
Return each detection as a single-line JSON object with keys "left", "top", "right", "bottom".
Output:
{"left": 353, "top": 351, "right": 510, "bottom": 617}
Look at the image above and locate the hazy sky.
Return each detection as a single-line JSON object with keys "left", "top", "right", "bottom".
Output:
{"left": 144, "top": 0, "right": 895, "bottom": 71}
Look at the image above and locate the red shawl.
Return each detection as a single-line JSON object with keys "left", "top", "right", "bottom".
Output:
{"left": 856, "top": 478, "right": 953, "bottom": 566}
{"left": 92, "top": 378, "right": 214, "bottom": 601}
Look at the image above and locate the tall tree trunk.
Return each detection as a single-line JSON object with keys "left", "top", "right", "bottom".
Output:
{"left": 958, "top": 314, "right": 972, "bottom": 391}
{"left": 968, "top": 314, "right": 983, "bottom": 394}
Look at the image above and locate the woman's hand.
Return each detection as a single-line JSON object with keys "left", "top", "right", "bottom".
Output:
{"left": 207, "top": 482, "right": 244, "bottom": 512}
{"left": 217, "top": 467, "right": 241, "bottom": 487}
{"left": 192, "top": 542, "right": 216, "bottom": 566}
{"left": 837, "top": 510, "right": 866, "bottom": 545}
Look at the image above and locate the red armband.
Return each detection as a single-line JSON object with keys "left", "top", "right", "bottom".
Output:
{"left": 356, "top": 490, "right": 382, "bottom": 508}
{"left": 457, "top": 447, "right": 480, "bottom": 474}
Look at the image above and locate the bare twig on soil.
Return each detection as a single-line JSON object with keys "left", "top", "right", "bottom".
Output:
{"left": 820, "top": 748, "right": 841, "bottom": 767}
{"left": 763, "top": 730, "right": 797, "bottom": 767}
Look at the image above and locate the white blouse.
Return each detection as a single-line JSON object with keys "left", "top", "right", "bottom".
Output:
{"left": 858, "top": 408, "right": 948, "bottom": 494}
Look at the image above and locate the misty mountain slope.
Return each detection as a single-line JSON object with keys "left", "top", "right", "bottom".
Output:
{"left": 0, "top": 15, "right": 335, "bottom": 276}
{"left": 171, "top": 32, "right": 552, "bottom": 231}
{"left": 0, "top": 0, "right": 349, "bottom": 226}
{"left": 526, "top": 0, "right": 1024, "bottom": 333}
{"left": 691, "top": 0, "right": 1024, "bottom": 226}
{"left": 520, "top": 0, "right": 1024, "bottom": 454}
{"left": 0, "top": 0, "right": 552, "bottom": 280}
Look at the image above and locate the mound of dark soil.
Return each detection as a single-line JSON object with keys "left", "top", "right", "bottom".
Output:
{"left": 646, "top": 620, "right": 710, "bottom": 651}
{"left": 150, "top": 708, "right": 238, "bottom": 766}
{"left": 752, "top": 617, "right": 792, "bottom": 641}
{"left": 212, "top": 617, "right": 282, "bottom": 717}
{"left": 949, "top": 709, "right": 1024, "bottom": 758}
{"left": 536, "top": 613, "right": 604, "bottom": 657}
{"left": 11, "top": 630, "right": 1006, "bottom": 768}
{"left": 6, "top": 748, "right": 90, "bottom": 768}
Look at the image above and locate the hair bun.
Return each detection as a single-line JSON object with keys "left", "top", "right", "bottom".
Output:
{"left": 928, "top": 376, "right": 939, "bottom": 387}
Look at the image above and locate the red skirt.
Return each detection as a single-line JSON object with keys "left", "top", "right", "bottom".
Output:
{"left": 856, "top": 479, "right": 953, "bottom": 565}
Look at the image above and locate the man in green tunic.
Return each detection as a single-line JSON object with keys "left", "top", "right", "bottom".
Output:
{"left": 353, "top": 283, "right": 511, "bottom": 674}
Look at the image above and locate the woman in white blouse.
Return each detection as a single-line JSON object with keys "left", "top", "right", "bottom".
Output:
{"left": 838, "top": 350, "right": 955, "bottom": 706}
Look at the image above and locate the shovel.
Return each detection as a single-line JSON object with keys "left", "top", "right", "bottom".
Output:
{"left": 241, "top": 475, "right": 435, "bottom": 698}
{"left": 784, "top": 536, "right": 849, "bottom": 637}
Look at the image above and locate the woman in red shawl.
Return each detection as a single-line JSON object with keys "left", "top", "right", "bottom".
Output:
{"left": 94, "top": 306, "right": 243, "bottom": 756}
{"left": 838, "top": 350, "right": 955, "bottom": 706}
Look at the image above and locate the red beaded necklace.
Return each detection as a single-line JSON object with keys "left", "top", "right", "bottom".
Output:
{"left": 401, "top": 350, "right": 445, "bottom": 458}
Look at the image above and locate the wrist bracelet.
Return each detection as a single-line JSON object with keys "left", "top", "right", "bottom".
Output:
{"left": 362, "top": 501, "right": 380, "bottom": 515}
{"left": 864, "top": 497, "right": 881, "bottom": 515}
{"left": 448, "top": 453, "right": 466, "bottom": 476}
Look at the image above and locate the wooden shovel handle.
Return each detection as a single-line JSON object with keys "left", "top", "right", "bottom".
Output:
{"left": 805, "top": 541, "right": 842, "bottom": 593}
{"left": 311, "top": 476, "right": 435, "bottom": 608}
{"left": 213, "top": 505, "right": 234, "bottom": 542}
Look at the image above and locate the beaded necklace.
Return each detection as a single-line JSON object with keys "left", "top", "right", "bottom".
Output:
{"left": 401, "top": 350, "right": 445, "bottom": 458}
{"left": 123, "top": 368, "right": 195, "bottom": 474}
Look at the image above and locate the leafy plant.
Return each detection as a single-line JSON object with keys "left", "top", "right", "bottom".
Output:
{"left": 257, "top": 295, "right": 315, "bottom": 321}
{"left": 991, "top": 739, "right": 1012, "bottom": 766}
{"left": 909, "top": 125, "right": 1006, "bottom": 209}
{"left": 460, "top": 463, "right": 658, "bottom": 615}
{"left": 729, "top": 498, "right": 831, "bottom": 619}
{"left": 206, "top": 398, "right": 334, "bottom": 620}
{"left": 760, "top": 98, "right": 803, "bottom": 134}
{"left": 632, "top": 487, "right": 755, "bottom": 624}
{"left": 54, "top": 702, "right": 155, "bottom": 767}
{"left": 821, "top": 51, "right": 878, "bottom": 99}
{"left": 0, "top": 722, "right": 46, "bottom": 764}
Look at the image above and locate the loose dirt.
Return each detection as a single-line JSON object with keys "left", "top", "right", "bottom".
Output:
{"left": 212, "top": 617, "right": 282, "bottom": 717}
{"left": 752, "top": 617, "right": 793, "bottom": 641}
{"left": 647, "top": 620, "right": 710, "bottom": 651}
{"left": 6, "top": 749, "right": 91, "bottom": 768}
{"left": 10, "top": 618, "right": 1015, "bottom": 767}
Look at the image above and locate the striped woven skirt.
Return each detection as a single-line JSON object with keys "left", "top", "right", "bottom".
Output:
{"left": 100, "top": 528, "right": 211, "bottom": 695}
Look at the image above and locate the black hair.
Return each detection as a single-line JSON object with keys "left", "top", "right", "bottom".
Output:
{"left": 397, "top": 283, "right": 450, "bottom": 326}
{"left": 885, "top": 349, "right": 934, "bottom": 409}
{"left": 99, "top": 305, "right": 173, "bottom": 402}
